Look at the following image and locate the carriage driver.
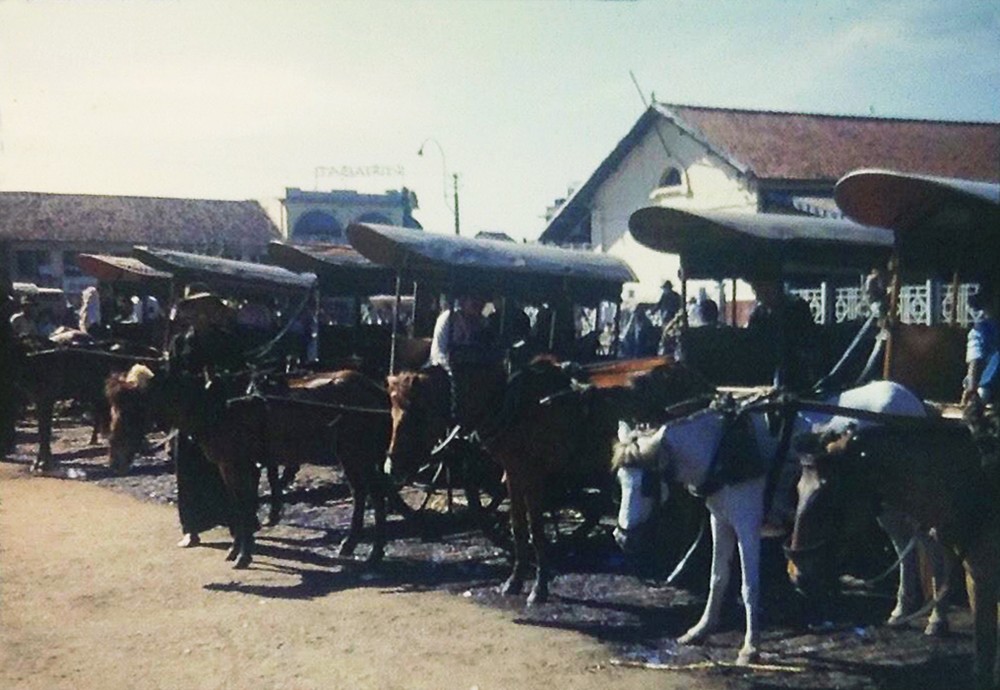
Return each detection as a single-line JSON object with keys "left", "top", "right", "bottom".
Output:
{"left": 429, "top": 292, "right": 491, "bottom": 370}
{"left": 168, "top": 288, "right": 241, "bottom": 548}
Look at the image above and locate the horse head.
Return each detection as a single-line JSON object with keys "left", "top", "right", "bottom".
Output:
{"left": 785, "top": 426, "right": 873, "bottom": 597}
{"left": 611, "top": 423, "right": 668, "bottom": 554}
{"left": 385, "top": 367, "right": 451, "bottom": 480}
{"left": 106, "top": 364, "right": 157, "bottom": 474}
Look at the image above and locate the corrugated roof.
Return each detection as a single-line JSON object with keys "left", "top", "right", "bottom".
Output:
{"left": 0, "top": 191, "right": 279, "bottom": 249}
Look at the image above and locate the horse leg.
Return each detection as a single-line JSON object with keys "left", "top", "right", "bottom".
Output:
{"left": 218, "top": 462, "right": 255, "bottom": 569}
{"left": 264, "top": 464, "right": 283, "bottom": 526}
{"left": 338, "top": 467, "right": 365, "bottom": 558}
{"left": 964, "top": 543, "right": 1000, "bottom": 690}
{"left": 734, "top": 513, "right": 763, "bottom": 665}
{"left": 32, "top": 399, "right": 54, "bottom": 473}
{"left": 679, "top": 513, "right": 735, "bottom": 646}
{"left": 525, "top": 479, "right": 548, "bottom": 606}
{"left": 500, "top": 476, "right": 529, "bottom": 597}
{"left": 367, "top": 468, "right": 386, "bottom": 565}
{"left": 879, "top": 509, "right": 923, "bottom": 625}
{"left": 921, "top": 534, "right": 952, "bottom": 637}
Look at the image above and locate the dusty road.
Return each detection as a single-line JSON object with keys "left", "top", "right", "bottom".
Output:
{"left": 0, "top": 460, "right": 705, "bottom": 690}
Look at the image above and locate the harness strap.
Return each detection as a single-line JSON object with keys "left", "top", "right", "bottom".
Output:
{"left": 225, "top": 392, "right": 389, "bottom": 416}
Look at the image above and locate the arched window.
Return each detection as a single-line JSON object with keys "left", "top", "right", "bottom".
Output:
{"left": 293, "top": 210, "right": 343, "bottom": 242}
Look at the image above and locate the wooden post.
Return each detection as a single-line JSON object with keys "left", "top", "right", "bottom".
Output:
{"left": 949, "top": 271, "right": 961, "bottom": 326}
{"left": 679, "top": 266, "right": 688, "bottom": 330}
{"left": 882, "top": 252, "right": 901, "bottom": 380}
{"left": 730, "top": 278, "right": 737, "bottom": 326}
{"left": 389, "top": 272, "right": 402, "bottom": 374}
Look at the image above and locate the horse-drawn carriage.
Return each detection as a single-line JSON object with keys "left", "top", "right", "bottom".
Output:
{"left": 342, "top": 222, "right": 650, "bottom": 536}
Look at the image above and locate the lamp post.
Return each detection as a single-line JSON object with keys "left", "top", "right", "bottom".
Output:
{"left": 417, "top": 138, "right": 460, "bottom": 236}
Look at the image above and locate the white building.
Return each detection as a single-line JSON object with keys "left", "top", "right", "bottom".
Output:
{"left": 540, "top": 103, "right": 1000, "bottom": 303}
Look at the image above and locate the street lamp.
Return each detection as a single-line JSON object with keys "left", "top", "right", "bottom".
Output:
{"left": 417, "top": 137, "right": 460, "bottom": 236}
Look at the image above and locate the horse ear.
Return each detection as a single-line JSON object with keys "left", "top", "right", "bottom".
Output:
{"left": 617, "top": 421, "right": 634, "bottom": 443}
{"left": 386, "top": 375, "right": 398, "bottom": 388}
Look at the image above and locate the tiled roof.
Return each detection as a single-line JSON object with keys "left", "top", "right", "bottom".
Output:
{"left": 540, "top": 104, "right": 999, "bottom": 244}
{"left": 0, "top": 192, "right": 279, "bottom": 250}
{"left": 663, "top": 104, "right": 1000, "bottom": 182}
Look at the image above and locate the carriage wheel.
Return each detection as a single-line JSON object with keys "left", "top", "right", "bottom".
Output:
{"left": 456, "top": 442, "right": 510, "bottom": 549}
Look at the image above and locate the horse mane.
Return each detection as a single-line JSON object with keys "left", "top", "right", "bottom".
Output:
{"left": 610, "top": 426, "right": 662, "bottom": 471}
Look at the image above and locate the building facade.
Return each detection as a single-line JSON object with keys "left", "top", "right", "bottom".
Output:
{"left": 540, "top": 103, "right": 1000, "bottom": 304}
{"left": 282, "top": 187, "right": 421, "bottom": 244}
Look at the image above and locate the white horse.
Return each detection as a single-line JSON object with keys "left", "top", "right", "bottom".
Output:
{"left": 612, "top": 380, "right": 948, "bottom": 665}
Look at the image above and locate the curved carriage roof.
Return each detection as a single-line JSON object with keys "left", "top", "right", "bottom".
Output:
{"left": 77, "top": 254, "right": 172, "bottom": 283}
{"left": 265, "top": 241, "right": 396, "bottom": 296}
{"left": 346, "top": 222, "right": 637, "bottom": 302}
{"left": 628, "top": 206, "right": 893, "bottom": 280}
{"left": 134, "top": 246, "right": 316, "bottom": 296}
{"left": 835, "top": 169, "right": 1000, "bottom": 277}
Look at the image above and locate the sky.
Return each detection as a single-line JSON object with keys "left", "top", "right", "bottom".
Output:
{"left": 1, "top": 0, "right": 998, "bottom": 242}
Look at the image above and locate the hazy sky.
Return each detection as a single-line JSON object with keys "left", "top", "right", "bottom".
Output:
{"left": 1, "top": 0, "right": 997, "bottom": 240}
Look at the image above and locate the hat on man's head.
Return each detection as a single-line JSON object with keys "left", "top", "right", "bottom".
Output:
{"left": 174, "top": 291, "right": 233, "bottom": 325}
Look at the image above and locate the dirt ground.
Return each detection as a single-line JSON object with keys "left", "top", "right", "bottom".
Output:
{"left": 0, "top": 412, "right": 981, "bottom": 689}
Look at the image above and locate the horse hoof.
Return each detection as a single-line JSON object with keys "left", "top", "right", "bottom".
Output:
{"left": 233, "top": 554, "right": 252, "bottom": 570}
{"left": 526, "top": 587, "right": 548, "bottom": 606}
{"left": 225, "top": 545, "right": 239, "bottom": 562}
{"left": 338, "top": 541, "right": 358, "bottom": 557}
{"left": 736, "top": 648, "right": 759, "bottom": 666}
{"left": 177, "top": 533, "right": 200, "bottom": 548}
{"left": 678, "top": 629, "right": 707, "bottom": 646}
{"left": 365, "top": 549, "right": 385, "bottom": 565}
{"left": 499, "top": 578, "right": 523, "bottom": 596}
{"left": 924, "top": 619, "right": 949, "bottom": 637}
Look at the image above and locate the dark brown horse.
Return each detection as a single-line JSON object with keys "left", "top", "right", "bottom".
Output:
{"left": 17, "top": 335, "right": 162, "bottom": 472}
{"left": 107, "top": 365, "right": 392, "bottom": 568}
{"left": 787, "top": 424, "right": 999, "bottom": 689}
{"left": 385, "top": 356, "right": 712, "bottom": 605}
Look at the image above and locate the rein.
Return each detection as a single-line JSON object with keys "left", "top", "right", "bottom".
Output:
{"left": 25, "top": 347, "right": 164, "bottom": 365}
{"left": 242, "top": 287, "right": 314, "bottom": 363}
{"left": 224, "top": 392, "right": 390, "bottom": 416}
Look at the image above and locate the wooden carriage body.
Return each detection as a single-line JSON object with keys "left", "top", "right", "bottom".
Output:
{"left": 627, "top": 206, "right": 894, "bottom": 391}
{"left": 835, "top": 169, "right": 1000, "bottom": 403}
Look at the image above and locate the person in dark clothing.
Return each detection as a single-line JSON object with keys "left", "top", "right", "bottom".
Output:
{"left": 748, "top": 279, "right": 818, "bottom": 391}
{"left": 655, "top": 280, "right": 683, "bottom": 326}
{"left": 0, "top": 274, "right": 19, "bottom": 455}
{"left": 168, "top": 290, "right": 244, "bottom": 548}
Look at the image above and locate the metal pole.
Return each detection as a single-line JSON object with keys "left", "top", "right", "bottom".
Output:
{"left": 453, "top": 173, "right": 460, "bottom": 236}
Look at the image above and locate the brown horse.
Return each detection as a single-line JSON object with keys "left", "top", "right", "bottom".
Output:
{"left": 787, "top": 424, "right": 999, "bottom": 689}
{"left": 107, "top": 365, "right": 392, "bottom": 568}
{"left": 17, "top": 336, "right": 162, "bottom": 472}
{"left": 385, "top": 356, "right": 712, "bottom": 605}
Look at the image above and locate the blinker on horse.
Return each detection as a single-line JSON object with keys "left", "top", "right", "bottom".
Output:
{"left": 612, "top": 380, "right": 939, "bottom": 666}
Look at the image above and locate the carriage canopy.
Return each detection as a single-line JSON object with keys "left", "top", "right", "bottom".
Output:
{"left": 265, "top": 241, "right": 396, "bottom": 296}
{"left": 345, "top": 222, "right": 636, "bottom": 303}
{"left": 835, "top": 169, "right": 1000, "bottom": 277}
{"left": 133, "top": 246, "right": 316, "bottom": 297}
{"left": 628, "top": 206, "right": 894, "bottom": 281}
{"left": 76, "top": 254, "right": 172, "bottom": 284}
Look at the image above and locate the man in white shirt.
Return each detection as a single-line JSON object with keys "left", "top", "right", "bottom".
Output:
{"left": 429, "top": 295, "right": 488, "bottom": 369}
